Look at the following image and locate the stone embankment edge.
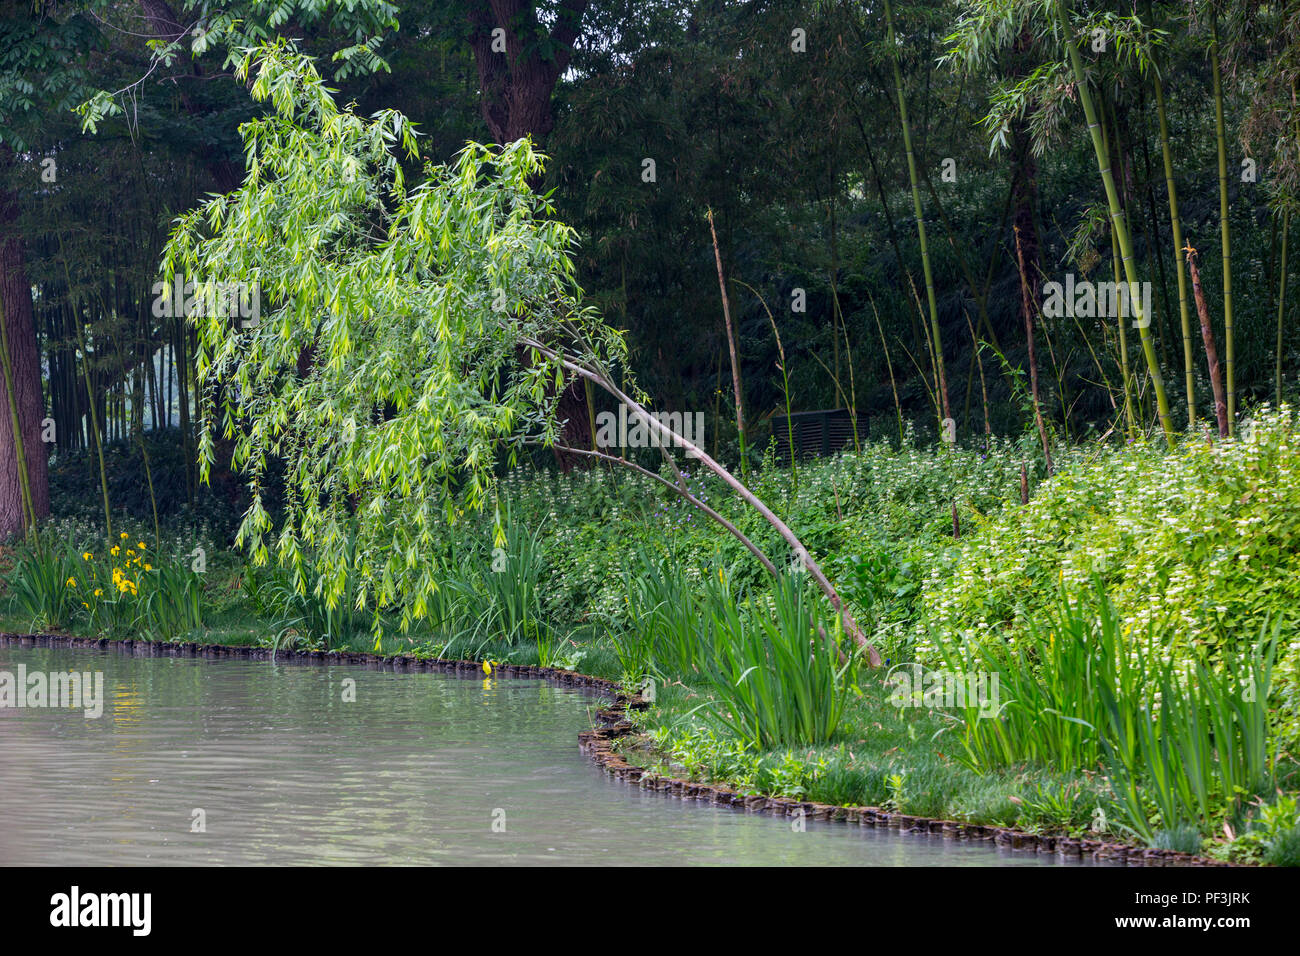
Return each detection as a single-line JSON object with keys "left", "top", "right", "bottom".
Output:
{"left": 2, "top": 630, "right": 1237, "bottom": 868}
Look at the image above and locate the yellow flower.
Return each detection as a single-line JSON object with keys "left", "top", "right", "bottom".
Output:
{"left": 144, "top": 563, "right": 153, "bottom": 571}
{"left": 111, "top": 545, "right": 120, "bottom": 557}
{"left": 120, "top": 531, "right": 129, "bottom": 539}
{"left": 137, "top": 542, "right": 146, "bottom": 550}
{"left": 66, "top": 577, "right": 77, "bottom": 587}
{"left": 127, "top": 549, "right": 135, "bottom": 557}
{"left": 82, "top": 552, "right": 92, "bottom": 561}
{"left": 93, "top": 589, "right": 103, "bottom": 597}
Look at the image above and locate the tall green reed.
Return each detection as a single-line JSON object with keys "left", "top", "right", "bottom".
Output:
{"left": 701, "top": 570, "right": 857, "bottom": 749}
{"left": 939, "top": 580, "right": 1280, "bottom": 843}
{"left": 9, "top": 544, "right": 80, "bottom": 630}
{"left": 620, "top": 545, "right": 707, "bottom": 678}
{"left": 1101, "top": 623, "right": 1279, "bottom": 842}
{"left": 478, "top": 517, "right": 548, "bottom": 646}
{"left": 938, "top": 585, "right": 1149, "bottom": 773}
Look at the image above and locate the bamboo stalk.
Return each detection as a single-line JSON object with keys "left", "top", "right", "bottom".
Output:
{"left": 964, "top": 310, "right": 992, "bottom": 437}
{"left": 884, "top": 0, "right": 950, "bottom": 426}
{"left": 870, "top": 290, "right": 905, "bottom": 444}
{"left": 1014, "top": 223, "right": 1054, "bottom": 473}
{"left": 706, "top": 207, "right": 746, "bottom": 474}
{"left": 1058, "top": 0, "right": 1174, "bottom": 442}
{"left": 734, "top": 280, "right": 797, "bottom": 486}
{"left": 831, "top": 285, "right": 861, "bottom": 452}
{"left": 1110, "top": 199, "right": 1137, "bottom": 439}
{"left": 1276, "top": 209, "right": 1290, "bottom": 405}
{"left": 1154, "top": 73, "right": 1197, "bottom": 427}
{"left": 1211, "top": 14, "right": 1235, "bottom": 434}
{"left": 55, "top": 230, "right": 112, "bottom": 536}
{"left": 922, "top": 162, "right": 999, "bottom": 353}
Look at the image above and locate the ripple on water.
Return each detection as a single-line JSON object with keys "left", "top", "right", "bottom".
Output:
{"left": 0, "top": 646, "right": 1093, "bottom": 866}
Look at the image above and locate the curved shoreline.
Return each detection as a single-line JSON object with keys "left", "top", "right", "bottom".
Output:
{"left": 1, "top": 630, "right": 1235, "bottom": 867}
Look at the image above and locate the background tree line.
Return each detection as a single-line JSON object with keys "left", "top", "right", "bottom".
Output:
{"left": 3, "top": 0, "right": 1300, "bottom": 537}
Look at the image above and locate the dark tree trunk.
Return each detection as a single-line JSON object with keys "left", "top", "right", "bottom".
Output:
{"left": 466, "top": 0, "right": 593, "bottom": 470}
{"left": 0, "top": 149, "right": 51, "bottom": 537}
{"left": 465, "top": 0, "right": 589, "bottom": 146}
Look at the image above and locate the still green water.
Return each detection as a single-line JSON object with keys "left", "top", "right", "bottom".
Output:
{"left": 0, "top": 646, "right": 1085, "bottom": 866}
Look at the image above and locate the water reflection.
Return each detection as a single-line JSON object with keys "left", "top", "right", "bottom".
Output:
{"left": 0, "top": 646, "right": 1093, "bottom": 866}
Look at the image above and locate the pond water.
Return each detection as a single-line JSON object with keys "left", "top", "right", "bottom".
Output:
{"left": 0, "top": 645, "right": 1088, "bottom": 866}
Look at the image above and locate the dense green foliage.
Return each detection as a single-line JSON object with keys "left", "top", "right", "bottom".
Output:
{"left": 7, "top": 1, "right": 1300, "bottom": 867}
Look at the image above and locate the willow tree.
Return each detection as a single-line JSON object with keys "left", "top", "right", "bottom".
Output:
{"left": 163, "top": 43, "right": 882, "bottom": 664}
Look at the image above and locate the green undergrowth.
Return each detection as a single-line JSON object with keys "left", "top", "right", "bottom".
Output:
{"left": 6, "top": 409, "right": 1300, "bottom": 863}
{"left": 626, "top": 673, "right": 1113, "bottom": 834}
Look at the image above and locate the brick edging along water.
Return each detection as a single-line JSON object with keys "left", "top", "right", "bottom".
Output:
{"left": 0, "top": 631, "right": 1236, "bottom": 867}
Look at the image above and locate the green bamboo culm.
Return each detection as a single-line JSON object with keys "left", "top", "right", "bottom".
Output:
{"left": 1276, "top": 208, "right": 1290, "bottom": 405}
{"left": 77, "top": 321, "right": 113, "bottom": 540}
{"left": 1110, "top": 198, "right": 1138, "bottom": 438}
{"left": 137, "top": 432, "right": 161, "bottom": 551}
{"left": 55, "top": 229, "right": 113, "bottom": 537}
{"left": 1211, "top": 13, "right": 1235, "bottom": 434}
{"left": 1057, "top": 0, "right": 1174, "bottom": 442}
{"left": 1154, "top": 73, "right": 1197, "bottom": 427}
{"left": 1100, "top": 93, "right": 1137, "bottom": 438}
{"left": 884, "top": 0, "right": 950, "bottom": 428}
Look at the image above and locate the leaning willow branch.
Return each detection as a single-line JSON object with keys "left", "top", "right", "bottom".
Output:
{"left": 521, "top": 335, "right": 883, "bottom": 667}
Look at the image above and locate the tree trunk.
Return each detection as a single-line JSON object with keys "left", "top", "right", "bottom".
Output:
{"left": 524, "top": 336, "right": 883, "bottom": 667}
{"left": 0, "top": 153, "right": 51, "bottom": 538}
{"left": 466, "top": 0, "right": 592, "bottom": 471}
{"left": 465, "top": 0, "right": 589, "bottom": 146}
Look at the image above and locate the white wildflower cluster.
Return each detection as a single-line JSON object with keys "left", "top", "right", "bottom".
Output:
{"left": 912, "top": 408, "right": 1300, "bottom": 723}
